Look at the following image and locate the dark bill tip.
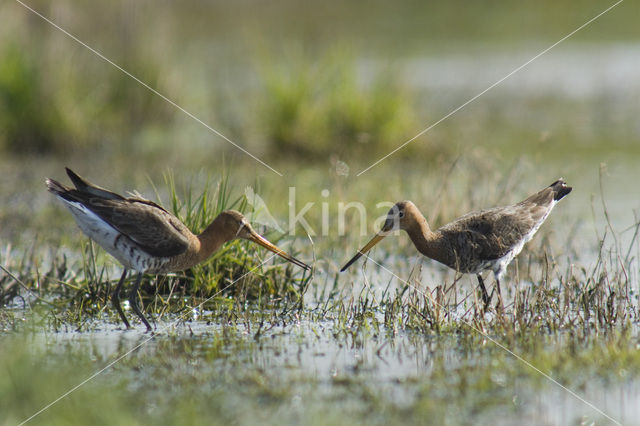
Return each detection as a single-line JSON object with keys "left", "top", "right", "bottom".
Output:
{"left": 340, "top": 252, "right": 363, "bottom": 272}
{"left": 340, "top": 233, "right": 386, "bottom": 272}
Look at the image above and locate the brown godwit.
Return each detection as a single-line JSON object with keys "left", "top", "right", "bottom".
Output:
{"left": 341, "top": 179, "right": 572, "bottom": 308}
{"left": 46, "top": 168, "right": 310, "bottom": 331}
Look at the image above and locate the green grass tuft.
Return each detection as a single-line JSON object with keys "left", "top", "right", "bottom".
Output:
{"left": 257, "top": 46, "right": 440, "bottom": 160}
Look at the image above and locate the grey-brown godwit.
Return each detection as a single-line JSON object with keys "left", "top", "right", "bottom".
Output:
{"left": 341, "top": 179, "right": 572, "bottom": 308}
{"left": 46, "top": 168, "right": 310, "bottom": 331}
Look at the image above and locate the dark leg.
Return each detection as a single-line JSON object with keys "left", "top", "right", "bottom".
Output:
{"left": 477, "top": 274, "right": 491, "bottom": 309}
{"left": 495, "top": 278, "right": 504, "bottom": 311}
{"left": 112, "top": 269, "right": 131, "bottom": 329}
{"left": 128, "top": 272, "right": 152, "bottom": 332}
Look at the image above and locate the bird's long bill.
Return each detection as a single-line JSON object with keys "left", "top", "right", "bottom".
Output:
{"left": 248, "top": 232, "right": 311, "bottom": 271}
{"left": 340, "top": 233, "right": 387, "bottom": 272}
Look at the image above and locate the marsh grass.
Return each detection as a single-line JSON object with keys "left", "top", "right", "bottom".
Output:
{"left": 0, "top": 172, "right": 311, "bottom": 331}
{"left": 324, "top": 216, "right": 639, "bottom": 340}
{"left": 1, "top": 1, "right": 639, "bottom": 422}
{"left": 158, "top": 171, "right": 311, "bottom": 302}
{"left": 0, "top": 9, "right": 173, "bottom": 157}
{"left": 1, "top": 167, "right": 639, "bottom": 424}
{"left": 299, "top": 162, "right": 640, "bottom": 344}
{"left": 0, "top": 43, "right": 75, "bottom": 154}
{"left": 258, "top": 47, "right": 418, "bottom": 159}
{"left": 1, "top": 157, "right": 637, "bottom": 341}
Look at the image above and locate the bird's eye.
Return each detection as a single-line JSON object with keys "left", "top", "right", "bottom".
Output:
{"left": 399, "top": 211, "right": 405, "bottom": 218}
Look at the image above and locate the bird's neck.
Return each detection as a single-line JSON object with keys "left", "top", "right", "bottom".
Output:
{"left": 405, "top": 217, "right": 446, "bottom": 264}
{"left": 195, "top": 216, "right": 236, "bottom": 264}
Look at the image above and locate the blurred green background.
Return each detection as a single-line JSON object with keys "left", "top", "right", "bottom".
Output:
{"left": 1, "top": 0, "right": 638, "bottom": 166}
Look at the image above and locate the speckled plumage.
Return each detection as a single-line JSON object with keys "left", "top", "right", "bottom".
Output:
{"left": 47, "top": 168, "right": 309, "bottom": 331}
{"left": 417, "top": 179, "right": 570, "bottom": 274}
{"left": 341, "top": 179, "right": 572, "bottom": 308}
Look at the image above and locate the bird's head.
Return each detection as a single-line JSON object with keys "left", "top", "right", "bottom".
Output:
{"left": 340, "top": 200, "right": 420, "bottom": 272}
{"left": 379, "top": 200, "right": 420, "bottom": 232}
{"left": 218, "top": 210, "right": 310, "bottom": 271}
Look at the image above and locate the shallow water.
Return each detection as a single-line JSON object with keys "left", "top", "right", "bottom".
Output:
{"left": 14, "top": 317, "right": 637, "bottom": 425}
{"left": 401, "top": 43, "right": 640, "bottom": 101}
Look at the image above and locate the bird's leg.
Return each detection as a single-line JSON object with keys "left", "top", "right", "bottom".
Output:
{"left": 112, "top": 269, "right": 131, "bottom": 329}
{"left": 477, "top": 274, "right": 491, "bottom": 309}
{"left": 495, "top": 278, "right": 505, "bottom": 311}
{"left": 128, "top": 272, "right": 152, "bottom": 332}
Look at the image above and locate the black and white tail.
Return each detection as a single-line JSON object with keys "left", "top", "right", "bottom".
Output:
{"left": 45, "top": 178, "right": 72, "bottom": 200}
{"left": 549, "top": 178, "right": 572, "bottom": 201}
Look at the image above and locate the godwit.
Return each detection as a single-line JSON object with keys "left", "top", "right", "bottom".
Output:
{"left": 46, "top": 168, "right": 310, "bottom": 331}
{"left": 341, "top": 179, "right": 572, "bottom": 308}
